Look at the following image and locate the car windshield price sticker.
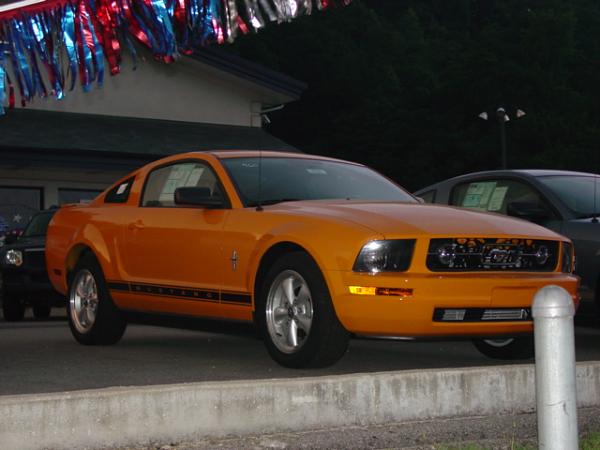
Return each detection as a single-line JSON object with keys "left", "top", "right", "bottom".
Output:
{"left": 487, "top": 186, "right": 509, "bottom": 211}
{"left": 116, "top": 183, "right": 128, "bottom": 195}
{"left": 463, "top": 182, "right": 497, "bottom": 210}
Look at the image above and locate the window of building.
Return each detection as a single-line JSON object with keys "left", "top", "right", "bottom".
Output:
{"left": 59, "top": 188, "right": 103, "bottom": 205}
{"left": 0, "top": 186, "right": 43, "bottom": 233}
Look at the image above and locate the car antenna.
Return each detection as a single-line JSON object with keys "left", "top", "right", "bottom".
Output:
{"left": 255, "top": 104, "right": 284, "bottom": 212}
{"left": 593, "top": 174, "right": 599, "bottom": 223}
{"left": 256, "top": 140, "right": 264, "bottom": 212}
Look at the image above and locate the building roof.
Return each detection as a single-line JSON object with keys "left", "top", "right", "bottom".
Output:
{"left": 0, "top": 109, "right": 297, "bottom": 155}
{"left": 191, "top": 47, "right": 307, "bottom": 101}
{"left": 0, "top": 109, "right": 299, "bottom": 171}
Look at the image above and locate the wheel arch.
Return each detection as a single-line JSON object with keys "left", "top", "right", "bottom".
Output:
{"left": 253, "top": 242, "right": 316, "bottom": 317}
{"left": 65, "top": 244, "right": 96, "bottom": 284}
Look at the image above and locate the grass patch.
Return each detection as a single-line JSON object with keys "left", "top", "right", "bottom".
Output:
{"left": 582, "top": 432, "right": 600, "bottom": 450}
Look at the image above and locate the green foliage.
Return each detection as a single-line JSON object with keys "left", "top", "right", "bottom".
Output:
{"left": 224, "top": 0, "right": 600, "bottom": 190}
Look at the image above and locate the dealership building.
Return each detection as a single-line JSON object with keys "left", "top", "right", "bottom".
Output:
{"left": 0, "top": 48, "right": 304, "bottom": 232}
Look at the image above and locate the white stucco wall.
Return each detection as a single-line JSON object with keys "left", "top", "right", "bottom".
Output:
{"left": 13, "top": 55, "right": 291, "bottom": 127}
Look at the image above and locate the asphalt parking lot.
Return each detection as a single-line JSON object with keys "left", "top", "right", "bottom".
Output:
{"left": 2, "top": 307, "right": 600, "bottom": 396}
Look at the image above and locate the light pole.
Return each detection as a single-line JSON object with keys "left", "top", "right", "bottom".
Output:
{"left": 479, "top": 107, "right": 526, "bottom": 169}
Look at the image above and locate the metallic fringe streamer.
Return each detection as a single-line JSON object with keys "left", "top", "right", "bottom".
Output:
{"left": 0, "top": 0, "right": 351, "bottom": 113}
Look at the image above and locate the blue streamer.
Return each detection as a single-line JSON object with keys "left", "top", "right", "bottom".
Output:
{"left": 0, "top": 41, "right": 6, "bottom": 115}
{"left": 83, "top": 5, "right": 104, "bottom": 87}
{"left": 8, "top": 20, "right": 33, "bottom": 103}
{"left": 61, "top": 4, "right": 79, "bottom": 91}
{"left": 21, "top": 17, "right": 48, "bottom": 98}
{"left": 30, "top": 14, "right": 63, "bottom": 99}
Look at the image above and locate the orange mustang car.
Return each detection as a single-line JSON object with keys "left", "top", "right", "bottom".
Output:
{"left": 46, "top": 151, "right": 579, "bottom": 368}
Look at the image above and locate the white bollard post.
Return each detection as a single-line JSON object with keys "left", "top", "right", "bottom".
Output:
{"left": 532, "top": 285, "right": 578, "bottom": 450}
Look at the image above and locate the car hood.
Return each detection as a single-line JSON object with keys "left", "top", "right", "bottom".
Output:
{"left": 269, "top": 201, "right": 565, "bottom": 239}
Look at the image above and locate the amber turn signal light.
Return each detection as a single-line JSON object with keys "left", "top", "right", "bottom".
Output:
{"left": 348, "top": 286, "right": 413, "bottom": 297}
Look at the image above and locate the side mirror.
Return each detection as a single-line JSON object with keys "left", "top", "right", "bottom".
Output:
{"left": 507, "top": 201, "right": 553, "bottom": 223}
{"left": 174, "top": 186, "right": 224, "bottom": 209}
{"left": 414, "top": 196, "right": 426, "bottom": 204}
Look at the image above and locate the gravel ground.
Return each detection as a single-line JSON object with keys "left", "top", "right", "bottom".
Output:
{"left": 106, "top": 407, "right": 600, "bottom": 450}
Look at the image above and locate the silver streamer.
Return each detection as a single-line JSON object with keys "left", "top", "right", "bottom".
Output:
{"left": 224, "top": 0, "right": 239, "bottom": 42}
{"left": 258, "top": 0, "right": 279, "bottom": 22}
{"left": 243, "top": 0, "right": 266, "bottom": 30}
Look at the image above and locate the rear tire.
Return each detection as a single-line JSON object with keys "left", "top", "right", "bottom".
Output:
{"left": 257, "top": 251, "right": 350, "bottom": 368}
{"left": 32, "top": 303, "right": 51, "bottom": 319}
{"left": 68, "top": 253, "right": 127, "bottom": 345}
{"left": 2, "top": 294, "right": 25, "bottom": 321}
{"left": 473, "top": 336, "right": 534, "bottom": 360}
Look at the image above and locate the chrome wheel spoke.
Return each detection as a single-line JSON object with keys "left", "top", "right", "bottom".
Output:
{"left": 287, "top": 319, "right": 298, "bottom": 348}
{"left": 296, "top": 284, "right": 310, "bottom": 306}
{"left": 78, "top": 306, "right": 88, "bottom": 327}
{"left": 282, "top": 277, "right": 295, "bottom": 305}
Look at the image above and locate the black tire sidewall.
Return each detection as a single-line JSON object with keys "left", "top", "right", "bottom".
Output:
{"left": 473, "top": 336, "right": 534, "bottom": 360}
{"left": 32, "top": 303, "right": 51, "bottom": 319}
{"left": 2, "top": 294, "right": 25, "bottom": 321}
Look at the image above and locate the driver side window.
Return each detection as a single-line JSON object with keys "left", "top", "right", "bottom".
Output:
{"left": 142, "top": 161, "right": 221, "bottom": 207}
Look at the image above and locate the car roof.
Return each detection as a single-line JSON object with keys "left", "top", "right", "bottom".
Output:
{"left": 414, "top": 169, "right": 600, "bottom": 195}
{"left": 194, "top": 150, "right": 364, "bottom": 166}
{"left": 449, "top": 169, "right": 598, "bottom": 180}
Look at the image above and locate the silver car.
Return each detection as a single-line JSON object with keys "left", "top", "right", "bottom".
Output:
{"left": 415, "top": 170, "right": 600, "bottom": 313}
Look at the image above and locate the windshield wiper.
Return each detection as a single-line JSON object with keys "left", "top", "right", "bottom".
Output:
{"left": 576, "top": 213, "right": 600, "bottom": 220}
{"left": 249, "top": 198, "right": 302, "bottom": 207}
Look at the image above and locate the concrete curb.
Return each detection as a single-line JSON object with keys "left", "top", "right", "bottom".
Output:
{"left": 2, "top": 362, "right": 600, "bottom": 450}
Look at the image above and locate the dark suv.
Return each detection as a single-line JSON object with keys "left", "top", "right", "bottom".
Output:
{"left": 1, "top": 209, "right": 65, "bottom": 321}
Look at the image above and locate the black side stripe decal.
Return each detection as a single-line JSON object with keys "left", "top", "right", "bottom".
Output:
{"left": 107, "top": 282, "right": 130, "bottom": 292}
{"left": 107, "top": 281, "right": 251, "bottom": 305}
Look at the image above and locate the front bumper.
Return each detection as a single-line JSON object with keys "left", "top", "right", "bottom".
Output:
{"left": 327, "top": 270, "right": 579, "bottom": 337}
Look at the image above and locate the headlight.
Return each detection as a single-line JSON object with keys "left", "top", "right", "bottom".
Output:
{"left": 561, "top": 242, "right": 574, "bottom": 273}
{"left": 353, "top": 240, "right": 415, "bottom": 273}
{"left": 4, "top": 249, "right": 23, "bottom": 267}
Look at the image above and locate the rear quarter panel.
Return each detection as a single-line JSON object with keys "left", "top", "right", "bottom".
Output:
{"left": 46, "top": 204, "right": 125, "bottom": 295}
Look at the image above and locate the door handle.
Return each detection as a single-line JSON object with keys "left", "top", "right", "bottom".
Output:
{"left": 128, "top": 220, "right": 145, "bottom": 230}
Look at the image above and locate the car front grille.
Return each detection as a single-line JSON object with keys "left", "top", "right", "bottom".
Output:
{"left": 426, "top": 238, "right": 558, "bottom": 272}
{"left": 23, "top": 248, "right": 46, "bottom": 270}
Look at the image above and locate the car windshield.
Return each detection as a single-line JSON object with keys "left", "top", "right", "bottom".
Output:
{"left": 537, "top": 175, "right": 600, "bottom": 218}
{"left": 22, "top": 212, "right": 55, "bottom": 237}
{"left": 221, "top": 157, "right": 416, "bottom": 207}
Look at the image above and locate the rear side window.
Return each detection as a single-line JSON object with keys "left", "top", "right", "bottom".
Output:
{"left": 105, "top": 177, "right": 134, "bottom": 204}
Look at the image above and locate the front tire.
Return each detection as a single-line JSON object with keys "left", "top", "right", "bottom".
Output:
{"left": 257, "top": 252, "right": 350, "bottom": 368}
{"left": 68, "top": 253, "right": 127, "bottom": 345}
{"left": 473, "top": 336, "right": 534, "bottom": 360}
{"left": 2, "top": 294, "right": 25, "bottom": 321}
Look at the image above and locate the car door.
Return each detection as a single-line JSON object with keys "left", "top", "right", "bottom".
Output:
{"left": 119, "top": 159, "right": 230, "bottom": 316}
{"left": 449, "top": 177, "right": 563, "bottom": 233}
